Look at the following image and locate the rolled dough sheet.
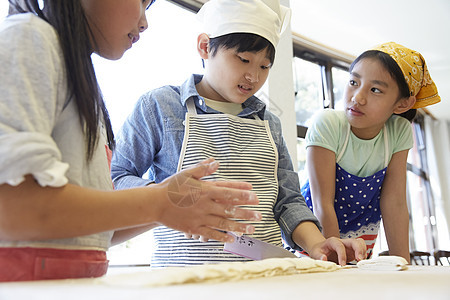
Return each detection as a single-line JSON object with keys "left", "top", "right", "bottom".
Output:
{"left": 100, "top": 257, "right": 339, "bottom": 287}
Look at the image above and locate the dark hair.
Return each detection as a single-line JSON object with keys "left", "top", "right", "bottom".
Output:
{"left": 350, "top": 50, "right": 416, "bottom": 121}
{"left": 8, "top": 0, "right": 115, "bottom": 160}
{"left": 209, "top": 32, "right": 276, "bottom": 64}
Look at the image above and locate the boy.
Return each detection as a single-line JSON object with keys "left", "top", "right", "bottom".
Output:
{"left": 111, "top": 0, "right": 366, "bottom": 267}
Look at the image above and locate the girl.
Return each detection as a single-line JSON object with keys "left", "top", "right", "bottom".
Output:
{"left": 301, "top": 42, "right": 441, "bottom": 261}
{"left": 111, "top": 0, "right": 367, "bottom": 268}
{"left": 0, "top": 0, "right": 262, "bottom": 282}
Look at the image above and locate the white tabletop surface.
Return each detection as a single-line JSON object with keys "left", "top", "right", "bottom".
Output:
{"left": 0, "top": 265, "right": 449, "bottom": 300}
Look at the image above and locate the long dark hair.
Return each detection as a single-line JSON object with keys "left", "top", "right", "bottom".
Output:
{"left": 350, "top": 50, "right": 417, "bottom": 121}
{"left": 8, "top": 0, "right": 115, "bottom": 160}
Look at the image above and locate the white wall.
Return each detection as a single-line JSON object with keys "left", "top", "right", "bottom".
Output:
{"left": 264, "top": 0, "right": 298, "bottom": 170}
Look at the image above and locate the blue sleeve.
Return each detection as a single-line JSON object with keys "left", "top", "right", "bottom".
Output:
{"left": 111, "top": 92, "right": 163, "bottom": 189}
{"left": 266, "top": 113, "right": 321, "bottom": 250}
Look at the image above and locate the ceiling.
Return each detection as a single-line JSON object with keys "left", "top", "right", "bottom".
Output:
{"left": 290, "top": 0, "right": 450, "bottom": 121}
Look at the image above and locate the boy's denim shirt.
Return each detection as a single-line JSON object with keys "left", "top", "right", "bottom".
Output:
{"left": 111, "top": 74, "right": 320, "bottom": 250}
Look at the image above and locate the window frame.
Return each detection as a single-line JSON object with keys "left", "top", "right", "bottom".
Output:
{"left": 292, "top": 34, "right": 351, "bottom": 138}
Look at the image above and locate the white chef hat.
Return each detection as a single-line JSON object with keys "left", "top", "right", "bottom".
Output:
{"left": 197, "top": 0, "right": 291, "bottom": 48}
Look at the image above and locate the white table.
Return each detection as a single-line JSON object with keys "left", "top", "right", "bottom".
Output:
{"left": 1, "top": 266, "right": 449, "bottom": 300}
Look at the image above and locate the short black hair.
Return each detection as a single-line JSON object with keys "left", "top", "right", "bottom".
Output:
{"left": 350, "top": 50, "right": 416, "bottom": 121}
{"left": 208, "top": 32, "right": 276, "bottom": 64}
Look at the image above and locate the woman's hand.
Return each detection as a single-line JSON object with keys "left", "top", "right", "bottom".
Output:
{"left": 155, "top": 158, "right": 262, "bottom": 243}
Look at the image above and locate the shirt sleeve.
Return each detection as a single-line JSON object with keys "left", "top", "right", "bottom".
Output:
{"left": 0, "top": 15, "right": 69, "bottom": 187}
{"left": 305, "top": 109, "right": 344, "bottom": 154}
{"left": 266, "top": 113, "right": 321, "bottom": 250}
{"left": 389, "top": 115, "right": 414, "bottom": 154}
{"left": 111, "top": 92, "right": 162, "bottom": 189}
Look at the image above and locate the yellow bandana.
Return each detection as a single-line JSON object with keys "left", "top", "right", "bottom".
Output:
{"left": 372, "top": 42, "right": 440, "bottom": 109}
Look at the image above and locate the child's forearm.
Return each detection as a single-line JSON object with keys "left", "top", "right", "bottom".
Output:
{"left": 291, "top": 221, "right": 326, "bottom": 253}
{"left": 0, "top": 167, "right": 261, "bottom": 243}
{"left": 314, "top": 204, "right": 341, "bottom": 239}
{"left": 0, "top": 176, "right": 159, "bottom": 241}
{"left": 382, "top": 202, "right": 410, "bottom": 262}
{"left": 380, "top": 150, "right": 410, "bottom": 262}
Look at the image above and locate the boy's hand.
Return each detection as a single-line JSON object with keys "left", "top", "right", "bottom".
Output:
{"left": 309, "top": 237, "right": 367, "bottom": 266}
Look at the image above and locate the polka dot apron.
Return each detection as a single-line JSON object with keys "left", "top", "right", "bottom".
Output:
{"left": 302, "top": 125, "right": 389, "bottom": 258}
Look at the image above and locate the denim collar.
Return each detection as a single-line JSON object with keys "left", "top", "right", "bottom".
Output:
{"left": 179, "top": 74, "right": 267, "bottom": 119}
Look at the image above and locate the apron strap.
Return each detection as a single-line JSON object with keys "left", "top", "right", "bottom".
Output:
{"left": 383, "top": 126, "right": 389, "bottom": 168}
{"left": 186, "top": 98, "right": 198, "bottom": 115}
{"left": 336, "top": 123, "right": 351, "bottom": 163}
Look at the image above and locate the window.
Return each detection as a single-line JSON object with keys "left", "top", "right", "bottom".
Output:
{"left": 0, "top": 2, "right": 7, "bottom": 19}
{"left": 293, "top": 58, "right": 324, "bottom": 127}
{"left": 331, "top": 67, "right": 349, "bottom": 111}
{"left": 292, "top": 57, "right": 328, "bottom": 181}
{"left": 407, "top": 115, "right": 438, "bottom": 253}
{"left": 292, "top": 39, "right": 351, "bottom": 178}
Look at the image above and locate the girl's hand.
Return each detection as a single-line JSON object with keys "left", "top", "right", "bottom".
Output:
{"left": 155, "top": 158, "right": 262, "bottom": 243}
{"left": 308, "top": 237, "right": 367, "bottom": 266}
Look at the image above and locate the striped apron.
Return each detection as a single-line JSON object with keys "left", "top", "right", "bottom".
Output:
{"left": 302, "top": 124, "right": 389, "bottom": 258}
{"left": 151, "top": 98, "right": 280, "bottom": 267}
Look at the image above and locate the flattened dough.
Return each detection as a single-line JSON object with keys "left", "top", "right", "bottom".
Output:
{"left": 357, "top": 255, "right": 409, "bottom": 271}
{"left": 101, "top": 257, "right": 338, "bottom": 287}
